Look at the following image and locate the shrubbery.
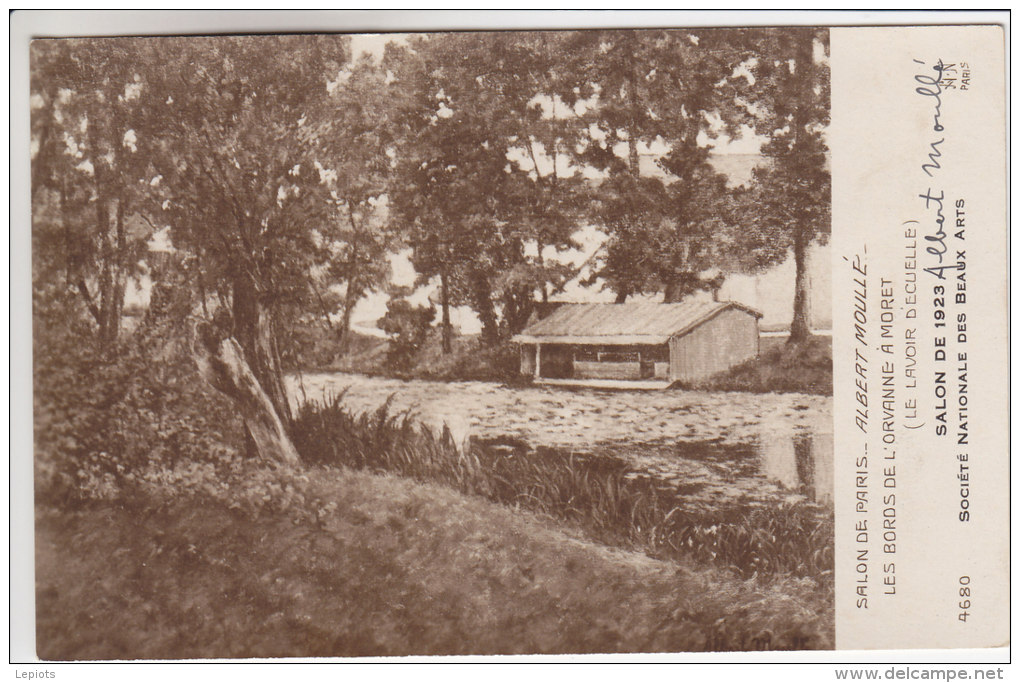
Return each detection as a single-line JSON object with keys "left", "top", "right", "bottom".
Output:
{"left": 377, "top": 298, "right": 436, "bottom": 371}
{"left": 33, "top": 286, "right": 246, "bottom": 505}
{"left": 33, "top": 299, "right": 340, "bottom": 524}
{"left": 325, "top": 328, "right": 525, "bottom": 383}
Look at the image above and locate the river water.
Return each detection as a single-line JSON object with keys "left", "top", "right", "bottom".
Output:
{"left": 287, "top": 372, "right": 834, "bottom": 511}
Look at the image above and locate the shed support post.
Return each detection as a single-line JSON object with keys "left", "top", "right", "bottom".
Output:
{"left": 535, "top": 343, "right": 541, "bottom": 378}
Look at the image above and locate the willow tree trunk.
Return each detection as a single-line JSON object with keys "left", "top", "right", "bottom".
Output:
{"left": 337, "top": 234, "right": 361, "bottom": 355}
{"left": 96, "top": 197, "right": 117, "bottom": 345}
{"left": 232, "top": 274, "right": 293, "bottom": 429}
{"left": 627, "top": 45, "right": 642, "bottom": 174}
{"left": 92, "top": 193, "right": 128, "bottom": 348}
{"left": 470, "top": 271, "right": 500, "bottom": 347}
{"left": 337, "top": 280, "right": 359, "bottom": 356}
{"left": 194, "top": 324, "right": 300, "bottom": 465}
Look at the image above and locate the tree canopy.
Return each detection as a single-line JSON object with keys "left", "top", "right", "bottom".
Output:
{"left": 31, "top": 28, "right": 831, "bottom": 460}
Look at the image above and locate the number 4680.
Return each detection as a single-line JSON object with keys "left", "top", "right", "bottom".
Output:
{"left": 958, "top": 575, "right": 971, "bottom": 622}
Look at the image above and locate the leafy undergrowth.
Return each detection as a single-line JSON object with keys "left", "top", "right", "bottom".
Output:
{"left": 684, "top": 336, "right": 832, "bottom": 395}
{"left": 37, "top": 467, "right": 832, "bottom": 660}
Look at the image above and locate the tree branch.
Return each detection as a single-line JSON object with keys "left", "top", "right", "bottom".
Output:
{"left": 74, "top": 277, "right": 103, "bottom": 324}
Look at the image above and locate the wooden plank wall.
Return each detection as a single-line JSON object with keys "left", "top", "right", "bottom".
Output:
{"left": 573, "top": 361, "right": 642, "bottom": 380}
{"left": 669, "top": 308, "right": 759, "bottom": 382}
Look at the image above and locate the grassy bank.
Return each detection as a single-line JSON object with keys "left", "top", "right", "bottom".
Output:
{"left": 37, "top": 466, "right": 832, "bottom": 659}
{"left": 293, "top": 396, "right": 834, "bottom": 580}
{"left": 35, "top": 325, "right": 832, "bottom": 658}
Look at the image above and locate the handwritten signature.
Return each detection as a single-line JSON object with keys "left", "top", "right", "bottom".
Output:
{"left": 914, "top": 58, "right": 955, "bottom": 280}
{"left": 918, "top": 188, "right": 954, "bottom": 279}
{"left": 913, "top": 58, "right": 947, "bottom": 177}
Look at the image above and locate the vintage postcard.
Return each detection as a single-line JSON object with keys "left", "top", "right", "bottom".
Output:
{"left": 13, "top": 12, "right": 1008, "bottom": 663}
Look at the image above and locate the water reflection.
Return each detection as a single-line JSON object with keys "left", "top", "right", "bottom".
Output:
{"left": 757, "top": 433, "right": 833, "bottom": 506}
{"left": 479, "top": 434, "right": 833, "bottom": 511}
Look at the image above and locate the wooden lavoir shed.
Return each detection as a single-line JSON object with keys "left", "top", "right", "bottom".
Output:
{"left": 512, "top": 300, "right": 762, "bottom": 386}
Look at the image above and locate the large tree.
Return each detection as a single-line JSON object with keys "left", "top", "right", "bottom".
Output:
{"left": 745, "top": 28, "right": 831, "bottom": 342}
{"left": 387, "top": 32, "right": 584, "bottom": 349}
{"left": 562, "top": 29, "right": 756, "bottom": 303}
{"left": 30, "top": 38, "right": 154, "bottom": 346}
{"left": 316, "top": 57, "right": 404, "bottom": 353}
{"left": 137, "top": 35, "right": 349, "bottom": 435}
{"left": 494, "top": 32, "right": 589, "bottom": 328}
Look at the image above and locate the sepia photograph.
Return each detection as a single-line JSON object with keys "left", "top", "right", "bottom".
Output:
{"left": 28, "top": 24, "right": 837, "bottom": 659}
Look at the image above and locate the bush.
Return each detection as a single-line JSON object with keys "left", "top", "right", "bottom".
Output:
{"left": 328, "top": 328, "right": 525, "bottom": 383}
{"left": 33, "top": 287, "right": 246, "bottom": 506}
{"left": 377, "top": 298, "right": 436, "bottom": 371}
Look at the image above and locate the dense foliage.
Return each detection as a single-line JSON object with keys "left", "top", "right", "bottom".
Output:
{"left": 31, "top": 30, "right": 830, "bottom": 451}
{"left": 377, "top": 297, "right": 436, "bottom": 370}
{"left": 33, "top": 276, "right": 245, "bottom": 504}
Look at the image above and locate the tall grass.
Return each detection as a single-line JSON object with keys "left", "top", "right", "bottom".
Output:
{"left": 292, "top": 393, "right": 834, "bottom": 581}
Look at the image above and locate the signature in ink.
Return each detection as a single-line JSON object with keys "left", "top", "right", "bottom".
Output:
{"left": 913, "top": 58, "right": 947, "bottom": 177}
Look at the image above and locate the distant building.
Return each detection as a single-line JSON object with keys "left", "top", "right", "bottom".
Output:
{"left": 512, "top": 300, "right": 762, "bottom": 386}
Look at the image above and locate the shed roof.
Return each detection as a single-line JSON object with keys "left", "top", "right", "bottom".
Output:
{"left": 512, "top": 300, "right": 762, "bottom": 345}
